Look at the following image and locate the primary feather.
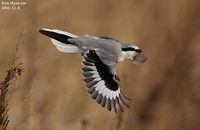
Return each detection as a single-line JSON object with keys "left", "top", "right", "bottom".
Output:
{"left": 39, "top": 28, "right": 146, "bottom": 113}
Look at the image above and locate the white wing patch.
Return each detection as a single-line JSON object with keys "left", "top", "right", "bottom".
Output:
{"left": 81, "top": 50, "right": 131, "bottom": 113}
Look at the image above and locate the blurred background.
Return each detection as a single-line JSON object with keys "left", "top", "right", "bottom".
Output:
{"left": 0, "top": 0, "right": 200, "bottom": 130}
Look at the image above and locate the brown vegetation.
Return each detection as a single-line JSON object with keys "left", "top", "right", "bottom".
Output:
{"left": 0, "top": 0, "right": 200, "bottom": 130}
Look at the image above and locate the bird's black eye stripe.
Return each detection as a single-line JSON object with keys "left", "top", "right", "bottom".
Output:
{"left": 122, "top": 47, "right": 142, "bottom": 53}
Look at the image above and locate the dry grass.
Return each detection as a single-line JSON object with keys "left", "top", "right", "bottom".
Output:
{"left": 0, "top": 0, "right": 200, "bottom": 130}
{"left": 0, "top": 64, "right": 24, "bottom": 130}
{"left": 0, "top": 25, "right": 24, "bottom": 130}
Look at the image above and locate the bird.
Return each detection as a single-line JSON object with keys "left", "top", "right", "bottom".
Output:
{"left": 39, "top": 28, "right": 147, "bottom": 113}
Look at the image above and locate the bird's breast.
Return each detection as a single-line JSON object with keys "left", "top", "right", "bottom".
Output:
{"left": 117, "top": 57, "right": 125, "bottom": 63}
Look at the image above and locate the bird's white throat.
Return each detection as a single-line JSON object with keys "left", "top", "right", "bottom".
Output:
{"left": 118, "top": 51, "right": 137, "bottom": 62}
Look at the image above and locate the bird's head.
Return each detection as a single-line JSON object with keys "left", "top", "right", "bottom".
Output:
{"left": 121, "top": 45, "right": 147, "bottom": 64}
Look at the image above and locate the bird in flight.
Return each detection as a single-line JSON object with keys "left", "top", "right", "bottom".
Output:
{"left": 39, "top": 28, "right": 147, "bottom": 113}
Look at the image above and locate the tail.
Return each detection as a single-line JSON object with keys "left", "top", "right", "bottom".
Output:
{"left": 39, "top": 28, "right": 81, "bottom": 53}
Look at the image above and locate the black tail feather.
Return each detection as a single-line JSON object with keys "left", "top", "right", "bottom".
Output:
{"left": 39, "top": 29, "right": 72, "bottom": 44}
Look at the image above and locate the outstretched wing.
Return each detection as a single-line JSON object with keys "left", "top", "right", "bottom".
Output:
{"left": 81, "top": 50, "right": 130, "bottom": 113}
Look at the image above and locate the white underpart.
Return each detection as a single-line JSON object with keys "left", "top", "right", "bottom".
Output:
{"left": 120, "top": 51, "right": 137, "bottom": 61}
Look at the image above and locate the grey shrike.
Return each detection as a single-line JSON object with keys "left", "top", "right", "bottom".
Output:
{"left": 39, "top": 28, "right": 147, "bottom": 113}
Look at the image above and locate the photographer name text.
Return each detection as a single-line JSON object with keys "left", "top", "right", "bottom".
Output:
{"left": 1, "top": 1, "right": 26, "bottom": 10}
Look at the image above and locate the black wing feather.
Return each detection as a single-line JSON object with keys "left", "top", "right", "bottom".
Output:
{"left": 81, "top": 50, "right": 130, "bottom": 113}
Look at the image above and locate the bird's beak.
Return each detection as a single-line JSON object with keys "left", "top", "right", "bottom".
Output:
{"left": 130, "top": 54, "right": 147, "bottom": 64}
